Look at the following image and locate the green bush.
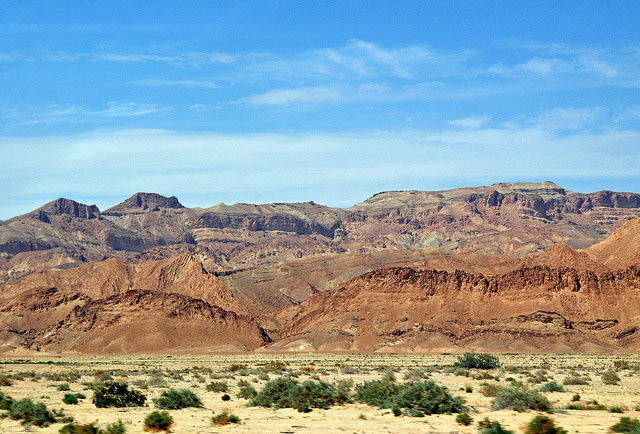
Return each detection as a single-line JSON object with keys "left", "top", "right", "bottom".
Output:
{"left": 355, "top": 374, "right": 465, "bottom": 416}
{"left": 206, "top": 381, "right": 228, "bottom": 393}
{"left": 251, "top": 377, "right": 351, "bottom": 412}
{"left": 59, "top": 422, "right": 101, "bottom": 434}
{"left": 491, "top": 384, "right": 551, "bottom": 412}
{"left": 62, "top": 393, "right": 86, "bottom": 405}
{"left": 389, "top": 381, "right": 467, "bottom": 416}
{"left": 610, "top": 406, "right": 626, "bottom": 413}
{"left": 237, "top": 379, "right": 257, "bottom": 399}
{"left": 153, "top": 388, "right": 202, "bottom": 409}
{"left": 455, "top": 352, "right": 500, "bottom": 369}
{"left": 0, "top": 390, "right": 14, "bottom": 409}
{"left": 143, "top": 410, "right": 173, "bottom": 432}
{"left": 611, "top": 417, "right": 640, "bottom": 432}
{"left": 7, "top": 398, "right": 60, "bottom": 427}
{"left": 602, "top": 370, "right": 621, "bottom": 385}
{"left": 478, "top": 418, "right": 514, "bottom": 434}
{"left": 456, "top": 412, "right": 473, "bottom": 425}
{"left": 525, "top": 415, "right": 567, "bottom": 434}
{"left": 355, "top": 375, "right": 402, "bottom": 407}
{"left": 59, "top": 421, "right": 125, "bottom": 434}
{"left": 103, "top": 420, "right": 128, "bottom": 434}
{"left": 92, "top": 381, "right": 146, "bottom": 408}
{"left": 539, "top": 381, "right": 564, "bottom": 393}
{"left": 212, "top": 412, "right": 241, "bottom": 426}
{"left": 571, "top": 393, "right": 580, "bottom": 401}
{"left": 57, "top": 383, "right": 71, "bottom": 391}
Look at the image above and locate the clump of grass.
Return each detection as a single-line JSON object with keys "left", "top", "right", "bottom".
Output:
{"left": 147, "top": 376, "right": 169, "bottom": 388}
{"left": 539, "top": 381, "right": 564, "bottom": 393}
{"left": 525, "top": 415, "right": 567, "bottom": 434}
{"left": 602, "top": 370, "right": 621, "bottom": 385}
{"left": 341, "top": 366, "right": 356, "bottom": 375}
{"left": 610, "top": 406, "right": 626, "bottom": 413}
{"left": 264, "top": 361, "right": 287, "bottom": 372}
{"left": 212, "top": 411, "right": 241, "bottom": 426}
{"left": 478, "top": 417, "right": 514, "bottom": 434}
{"left": 455, "top": 352, "right": 500, "bottom": 369}
{"left": 143, "top": 410, "right": 173, "bottom": 432}
{"left": 456, "top": 412, "right": 473, "bottom": 426}
{"left": 237, "top": 380, "right": 258, "bottom": 399}
{"left": 153, "top": 389, "right": 202, "bottom": 410}
{"left": 491, "top": 384, "right": 551, "bottom": 412}
{"left": 0, "top": 375, "right": 13, "bottom": 386}
{"left": 57, "top": 383, "right": 71, "bottom": 391}
{"left": 103, "top": 420, "right": 128, "bottom": 434}
{"left": 226, "top": 364, "right": 248, "bottom": 372}
{"left": 479, "top": 382, "right": 503, "bottom": 397}
{"left": 205, "top": 381, "right": 229, "bottom": 393}
{"left": 563, "top": 375, "right": 589, "bottom": 385}
{"left": 566, "top": 399, "right": 607, "bottom": 410}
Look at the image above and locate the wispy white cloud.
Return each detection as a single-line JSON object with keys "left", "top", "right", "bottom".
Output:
{"left": 488, "top": 50, "right": 621, "bottom": 79}
{"left": 92, "top": 51, "right": 245, "bottom": 66}
{"left": 241, "top": 86, "right": 342, "bottom": 106}
{"left": 128, "top": 78, "right": 220, "bottom": 89}
{"left": 12, "top": 102, "right": 171, "bottom": 124}
{"left": 448, "top": 116, "right": 491, "bottom": 129}
{"left": 529, "top": 107, "right": 604, "bottom": 130}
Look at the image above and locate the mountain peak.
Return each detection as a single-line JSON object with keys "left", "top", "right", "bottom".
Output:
{"left": 36, "top": 198, "right": 100, "bottom": 220}
{"left": 104, "top": 192, "right": 183, "bottom": 215}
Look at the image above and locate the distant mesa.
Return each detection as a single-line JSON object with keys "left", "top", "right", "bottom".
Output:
{"left": 34, "top": 198, "right": 100, "bottom": 220}
{"left": 104, "top": 192, "right": 184, "bottom": 215}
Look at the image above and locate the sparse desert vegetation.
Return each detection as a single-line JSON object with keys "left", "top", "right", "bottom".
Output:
{"left": 0, "top": 353, "right": 636, "bottom": 432}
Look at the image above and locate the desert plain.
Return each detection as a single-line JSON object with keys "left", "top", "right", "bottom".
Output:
{"left": 0, "top": 353, "right": 639, "bottom": 433}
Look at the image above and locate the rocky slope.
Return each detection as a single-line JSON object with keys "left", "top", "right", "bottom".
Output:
{"left": 273, "top": 264, "right": 640, "bottom": 353}
{"left": 2, "top": 182, "right": 640, "bottom": 286}
{"left": 0, "top": 254, "right": 269, "bottom": 353}
{"left": 585, "top": 216, "right": 640, "bottom": 270}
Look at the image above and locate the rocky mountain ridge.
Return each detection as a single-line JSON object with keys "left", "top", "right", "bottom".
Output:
{"left": 2, "top": 182, "right": 640, "bottom": 285}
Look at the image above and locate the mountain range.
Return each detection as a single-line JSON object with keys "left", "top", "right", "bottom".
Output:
{"left": 1, "top": 181, "right": 640, "bottom": 354}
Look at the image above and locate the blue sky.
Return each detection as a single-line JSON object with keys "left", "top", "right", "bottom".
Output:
{"left": 1, "top": 1, "right": 639, "bottom": 219}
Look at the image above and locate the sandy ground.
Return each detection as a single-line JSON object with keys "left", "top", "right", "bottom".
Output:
{"left": 0, "top": 353, "right": 638, "bottom": 433}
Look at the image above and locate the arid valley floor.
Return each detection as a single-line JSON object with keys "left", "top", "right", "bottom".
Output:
{"left": 0, "top": 354, "right": 639, "bottom": 433}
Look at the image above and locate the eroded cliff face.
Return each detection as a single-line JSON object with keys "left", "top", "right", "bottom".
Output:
{"left": 273, "top": 264, "right": 640, "bottom": 353}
